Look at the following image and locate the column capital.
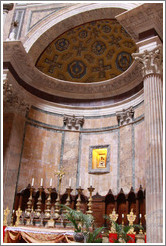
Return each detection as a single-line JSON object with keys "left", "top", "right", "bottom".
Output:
{"left": 132, "top": 44, "right": 163, "bottom": 77}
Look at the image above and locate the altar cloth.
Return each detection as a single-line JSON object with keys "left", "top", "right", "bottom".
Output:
{"left": 4, "top": 226, "right": 75, "bottom": 243}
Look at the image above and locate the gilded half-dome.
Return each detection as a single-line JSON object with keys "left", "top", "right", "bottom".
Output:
{"left": 36, "top": 19, "right": 137, "bottom": 83}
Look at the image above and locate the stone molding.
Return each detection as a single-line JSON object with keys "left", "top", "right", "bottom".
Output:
{"left": 3, "top": 74, "right": 30, "bottom": 115}
{"left": 3, "top": 41, "right": 143, "bottom": 100}
{"left": 132, "top": 45, "right": 163, "bottom": 77}
{"left": 63, "top": 115, "right": 84, "bottom": 130}
{"left": 116, "top": 3, "right": 163, "bottom": 42}
{"left": 116, "top": 106, "right": 134, "bottom": 126}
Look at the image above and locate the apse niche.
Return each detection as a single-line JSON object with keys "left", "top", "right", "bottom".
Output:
{"left": 36, "top": 19, "right": 137, "bottom": 83}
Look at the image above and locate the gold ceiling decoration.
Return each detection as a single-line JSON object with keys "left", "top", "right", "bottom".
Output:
{"left": 36, "top": 19, "right": 137, "bottom": 83}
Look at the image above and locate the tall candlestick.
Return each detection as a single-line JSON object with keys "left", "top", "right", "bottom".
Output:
{"left": 69, "top": 178, "right": 71, "bottom": 187}
{"left": 90, "top": 177, "right": 92, "bottom": 186}
{"left": 32, "top": 178, "right": 34, "bottom": 186}
{"left": 79, "top": 178, "right": 81, "bottom": 187}
{"left": 50, "top": 178, "right": 52, "bottom": 187}
{"left": 40, "top": 178, "right": 43, "bottom": 187}
{"left": 122, "top": 214, "right": 124, "bottom": 218}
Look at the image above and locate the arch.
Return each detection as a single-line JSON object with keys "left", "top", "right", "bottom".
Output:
{"left": 23, "top": 3, "right": 141, "bottom": 63}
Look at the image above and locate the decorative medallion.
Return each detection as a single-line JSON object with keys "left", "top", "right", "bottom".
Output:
{"left": 68, "top": 60, "right": 86, "bottom": 79}
{"left": 55, "top": 38, "right": 69, "bottom": 51}
{"left": 91, "top": 41, "right": 106, "bottom": 55}
{"left": 116, "top": 52, "right": 132, "bottom": 71}
{"left": 36, "top": 19, "right": 137, "bottom": 82}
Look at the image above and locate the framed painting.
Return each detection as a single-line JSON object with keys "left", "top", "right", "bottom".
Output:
{"left": 88, "top": 145, "right": 110, "bottom": 173}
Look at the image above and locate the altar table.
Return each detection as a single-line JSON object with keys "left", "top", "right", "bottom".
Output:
{"left": 4, "top": 226, "right": 75, "bottom": 243}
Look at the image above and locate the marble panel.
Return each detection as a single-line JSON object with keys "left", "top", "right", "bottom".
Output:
{"left": 134, "top": 121, "right": 146, "bottom": 191}
{"left": 61, "top": 131, "right": 79, "bottom": 194}
{"left": 83, "top": 116, "right": 117, "bottom": 129}
{"left": 17, "top": 124, "right": 62, "bottom": 191}
{"left": 119, "top": 125, "right": 132, "bottom": 193}
{"left": 80, "top": 131, "right": 118, "bottom": 196}
{"left": 28, "top": 107, "right": 63, "bottom": 127}
{"left": 134, "top": 103, "right": 144, "bottom": 119}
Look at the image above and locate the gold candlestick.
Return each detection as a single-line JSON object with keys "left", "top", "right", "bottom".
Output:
{"left": 26, "top": 186, "right": 35, "bottom": 216}
{"left": 45, "top": 187, "right": 52, "bottom": 218}
{"left": 65, "top": 187, "right": 73, "bottom": 207}
{"left": 15, "top": 207, "right": 22, "bottom": 226}
{"left": 36, "top": 186, "right": 43, "bottom": 217}
{"left": 86, "top": 186, "right": 95, "bottom": 215}
{"left": 3, "top": 206, "right": 10, "bottom": 226}
{"left": 76, "top": 186, "right": 83, "bottom": 212}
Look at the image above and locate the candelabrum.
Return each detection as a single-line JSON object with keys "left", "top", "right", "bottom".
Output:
{"left": 54, "top": 193, "right": 60, "bottom": 219}
{"left": 86, "top": 186, "right": 95, "bottom": 215}
{"left": 76, "top": 186, "right": 83, "bottom": 212}
{"left": 65, "top": 187, "right": 73, "bottom": 207}
{"left": 26, "top": 186, "right": 35, "bottom": 217}
{"left": 35, "top": 186, "right": 44, "bottom": 217}
{"left": 44, "top": 187, "right": 52, "bottom": 218}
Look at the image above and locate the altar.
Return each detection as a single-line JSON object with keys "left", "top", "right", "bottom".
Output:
{"left": 4, "top": 226, "right": 75, "bottom": 243}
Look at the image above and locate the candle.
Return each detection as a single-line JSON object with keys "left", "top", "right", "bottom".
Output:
{"left": 79, "top": 178, "right": 81, "bottom": 187}
{"left": 69, "top": 178, "right": 71, "bottom": 187}
{"left": 40, "top": 178, "right": 43, "bottom": 186}
{"left": 31, "top": 178, "right": 34, "bottom": 186}
{"left": 50, "top": 178, "right": 52, "bottom": 187}
{"left": 90, "top": 177, "right": 92, "bottom": 186}
{"left": 139, "top": 214, "right": 142, "bottom": 218}
{"left": 122, "top": 214, "right": 124, "bottom": 218}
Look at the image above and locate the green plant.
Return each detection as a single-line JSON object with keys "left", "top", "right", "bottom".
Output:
{"left": 61, "top": 205, "right": 93, "bottom": 233}
{"left": 86, "top": 226, "right": 104, "bottom": 243}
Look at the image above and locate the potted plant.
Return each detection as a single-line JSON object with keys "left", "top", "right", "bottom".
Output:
{"left": 61, "top": 205, "right": 104, "bottom": 243}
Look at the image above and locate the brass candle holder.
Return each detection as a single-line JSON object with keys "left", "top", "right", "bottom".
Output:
{"left": 76, "top": 186, "right": 83, "bottom": 212}
{"left": 35, "top": 186, "right": 44, "bottom": 217}
{"left": 86, "top": 186, "right": 95, "bottom": 215}
{"left": 65, "top": 187, "right": 73, "bottom": 207}
{"left": 54, "top": 192, "right": 60, "bottom": 219}
{"left": 45, "top": 187, "right": 52, "bottom": 218}
{"left": 26, "top": 186, "right": 35, "bottom": 217}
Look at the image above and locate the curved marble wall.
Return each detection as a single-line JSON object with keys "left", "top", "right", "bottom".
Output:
{"left": 15, "top": 100, "right": 146, "bottom": 197}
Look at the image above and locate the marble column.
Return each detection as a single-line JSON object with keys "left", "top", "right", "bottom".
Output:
{"left": 133, "top": 44, "right": 163, "bottom": 243}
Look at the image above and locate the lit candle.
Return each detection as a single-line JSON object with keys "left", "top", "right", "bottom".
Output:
{"left": 122, "top": 214, "right": 124, "bottom": 218}
{"left": 90, "top": 177, "right": 92, "bottom": 186}
{"left": 69, "top": 178, "right": 71, "bottom": 187}
{"left": 40, "top": 178, "right": 43, "bottom": 186}
{"left": 31, "top": 178, "right": 34, "bottom": 186}
{"left": 50, "top": 178, "right": 52, "bottom": 187}
{"left": 139, "top": 214, "right": 142, "bottom": 218}
{"left": 79, "top": 178, "right": 81, "bottom": 187}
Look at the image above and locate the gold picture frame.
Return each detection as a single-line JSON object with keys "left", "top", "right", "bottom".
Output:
{"left": 89, "top": 145, "right": 110, "bottom": 174}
